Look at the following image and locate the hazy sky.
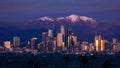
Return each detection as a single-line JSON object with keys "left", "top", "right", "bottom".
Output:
{"left": 0, "top": 0, "right": 120, "bottom": 23}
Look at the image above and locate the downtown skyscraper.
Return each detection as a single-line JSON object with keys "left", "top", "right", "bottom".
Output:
{"left": 13, "top": 36, "right": 20, "bottom": 47}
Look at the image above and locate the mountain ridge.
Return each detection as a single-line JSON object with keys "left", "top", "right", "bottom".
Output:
{"left": 27, "top": 14, "right": 98, "bottom": 25}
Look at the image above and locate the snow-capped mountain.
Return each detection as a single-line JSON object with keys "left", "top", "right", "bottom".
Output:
{"left": 65, "top": 14, "right": 96, "bottom": 24}
{"left": 36, "top": 16, "right": 54, "bottom": 22}
{"left": 27, "top": 14, "right": 97, "bottom": 25}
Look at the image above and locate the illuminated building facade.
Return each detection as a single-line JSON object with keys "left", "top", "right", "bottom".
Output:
{"left": 95, "top": 35, "right": 106, "bottom": 52}
{"left": 57, "top": 33, "right": 62, "bottom": 47}
{"left": 95, "top": 35, "right": 101, "bottom": 51}
{"left": 101, "top": 40, "right": 106, "bottom": 51}
{"left": 4, "top": 41, "right": 11, "bottom": 49}
{"left": 81, "top": 41, "right": 89, "bottom": 51}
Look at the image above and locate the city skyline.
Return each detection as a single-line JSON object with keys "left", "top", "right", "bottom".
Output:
{"left": 1, "top": 25, "right": 120, "bottom": 53}
{"left": 0, "top": 24, "right": 118, "bottom": 42}
{"left": 0, "top": 1, "right": 120, "bottom": 68}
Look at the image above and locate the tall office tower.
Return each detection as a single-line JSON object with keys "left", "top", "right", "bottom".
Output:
{"left": 95, "top": 35, "right": 102, "bottom": 52}
{"left": 42, "top": 32, "right": 48, "bottom": 52}
{"left": 47, "top": 40, "right": 54, "bottom": 52}
{"left": 48, "top": 29, "right": 53, "bottom": 40}
{"left": 101, "top": 40, "right": 106, "bottom": 51}
{"left": 57, "top": 33, "right": 63, "bottom": 52}
{"left": 57, "top": 33, "right": 62, "bottom": 47}
{"left": 13, "top": 36, "right": 20, "bottom": 47}
{"left": 95, "top": 35, "right": 106, "bottom": 52}
{"left": 48, "top": 29, "right": 54, "bottom": 52}
{"left": 81, "top": 41, "right": 89, "bottom": 51}
{"left": 4, "top": 41, "right": 11, "bottom": 49}
{"left": 72, "top": 34, "right": 77, "bottom": 46}
{"left": 30, "top": 37, "right": 37, "bottom": 49}
{"left": 70, "top": 37, "right": 75, "bottom": 52}
{"left": 60, "top": 25, "right": 65, "bottom": 42}
{"left": 113, "top": 38, "right": 117, "bottom": 43}
{"left": 65, "top": 29, "right": 72, "bottom": 49}
{"left": 60, "top": 25, "right": 65, "bottom": 35}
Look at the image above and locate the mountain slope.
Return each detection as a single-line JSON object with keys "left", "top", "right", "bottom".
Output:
{"left": 26, "top": 14, "right": 98, "bottom": 29}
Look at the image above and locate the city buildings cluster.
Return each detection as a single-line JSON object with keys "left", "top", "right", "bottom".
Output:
{"left": 0, "top": 25, "right": 120, "bottom": 54}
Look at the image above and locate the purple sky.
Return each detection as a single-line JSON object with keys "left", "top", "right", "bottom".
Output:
{"left": 0, "top": 0, "right": 120, "bottom": 23}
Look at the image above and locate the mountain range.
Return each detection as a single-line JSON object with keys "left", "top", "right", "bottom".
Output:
{"left": 0, "top": 14, "right": 120, "bottom": 42}
{"left": 26, "top": 14, "right": 98, "bottom": 29}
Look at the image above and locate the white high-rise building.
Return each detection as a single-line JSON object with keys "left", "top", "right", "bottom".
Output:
{"left": 57, "top": 33, "right": 62, "bottom": 47}
{"left": 13, "top": 36, "right": 20, "bottom": 46}
{"left": 48, "top": 29, "right": 53, "bottom": 39}
{"left": 56, "top": 25, "right": 66, "bottom": 51}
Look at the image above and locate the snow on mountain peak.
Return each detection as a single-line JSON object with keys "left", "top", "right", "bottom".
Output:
{"left": 65, "top": 14, "right": 96, "bottom": 23}
{"left": 68, "top": 14, "right": 79, "bottom": 18}
{"left": 37, "top": 16, "right": 54, "bottom": 22}
{"left": 29, "top": 14, "right": 97, "bottom": 24}
{"left": 56, "top": 17, "right": 65, "bottom": 21}
{"left": 80, "top": 16, "right": 95, "bottom": 22}
{"left": 66, "top": 14, "right": 79, "bottom": 23}
{"left": 80, "top": 16, "right": 90, "bottom": 21}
